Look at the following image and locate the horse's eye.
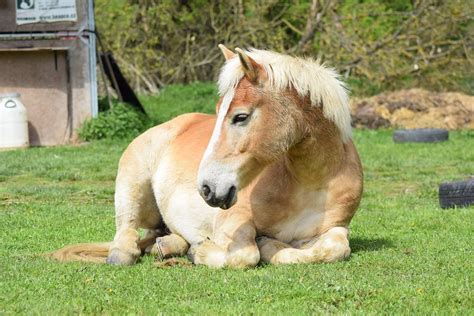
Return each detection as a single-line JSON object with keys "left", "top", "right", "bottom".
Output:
{"left": 232, "top": 113, "right": 249, "bottom": 125}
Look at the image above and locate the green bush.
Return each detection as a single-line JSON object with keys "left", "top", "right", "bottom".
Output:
{"left": 78, "top": 103, "right": 151, "bottom": 141}
{"left": 78, "top": 83, "right": 219, "bottom": 142}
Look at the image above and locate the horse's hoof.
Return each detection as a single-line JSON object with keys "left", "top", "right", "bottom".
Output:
{"left": 154, "top": 239, "right": 165, "bottom": 261}
{"left": 187, "top": 246, "right": 196, "bottom": 263}
{"left": 106, "top": 250, "right": 137, "bottom": 266}
{"left": 144, "top": 243, "right": 165, "bottom": 262}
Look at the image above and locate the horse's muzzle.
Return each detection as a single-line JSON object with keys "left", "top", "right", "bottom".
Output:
{"left": 199, "top": 183, "right": 237, "bottom": 209}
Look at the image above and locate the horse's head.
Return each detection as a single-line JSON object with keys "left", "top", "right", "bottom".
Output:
{"left": 197, "top": 45, "right": 305, "bottom": 209}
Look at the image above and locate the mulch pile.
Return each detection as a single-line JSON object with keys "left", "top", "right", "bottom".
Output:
{"left": 350, "top": 89, "right": 473, "bottom": 129}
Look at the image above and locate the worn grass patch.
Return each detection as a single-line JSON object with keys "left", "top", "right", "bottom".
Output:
{"left": 0, "top": 130, "right": 473, "bottom": 314}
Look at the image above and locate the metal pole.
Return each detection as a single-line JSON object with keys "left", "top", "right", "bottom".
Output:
{"left": 88, "top": 0, "right": 98, "bottom": 118}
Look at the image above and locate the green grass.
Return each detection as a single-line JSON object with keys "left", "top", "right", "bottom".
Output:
{"left": 141, "top": 82, "right": 218, "bottom": 124}
{"left": 1, "top": 129, "right": 473, "bottom": 314}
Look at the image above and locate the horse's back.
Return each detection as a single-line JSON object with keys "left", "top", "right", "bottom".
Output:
{"left": 118, "top": 113, "right": 215, "bottom": 175}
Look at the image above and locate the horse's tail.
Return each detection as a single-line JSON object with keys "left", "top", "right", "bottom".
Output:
{"left": 49, "top": 242, "right": 111, "bottom": 264}
{"left": 48, "top": 236, "right": 157, "bottom": 264}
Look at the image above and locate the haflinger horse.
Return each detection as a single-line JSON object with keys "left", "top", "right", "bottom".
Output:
{"left": 53, "top": 45, "right": 363, "bottom": 267}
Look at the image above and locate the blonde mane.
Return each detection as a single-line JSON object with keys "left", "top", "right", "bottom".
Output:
{"left": 218, "top": 49, "right": 352, "bottom": 142}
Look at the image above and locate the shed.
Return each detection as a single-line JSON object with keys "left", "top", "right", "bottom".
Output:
{"left": 0, "top": 0, "right": 97, "bottom": 146}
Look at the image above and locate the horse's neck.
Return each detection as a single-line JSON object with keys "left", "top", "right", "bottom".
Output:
{"left": 284, "top": 129, "right": 345, "bottom": 187}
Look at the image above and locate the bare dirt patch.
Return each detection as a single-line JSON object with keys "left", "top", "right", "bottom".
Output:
{"left": 351, "top": 89, "right": 473, "bottom": 129}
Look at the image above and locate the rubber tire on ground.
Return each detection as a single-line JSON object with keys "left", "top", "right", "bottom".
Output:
{"left": 439, "top": 178, "right": 474, "bottom": 209}
{"left": 393, "top": 129, "right": 449, "bottom": 143}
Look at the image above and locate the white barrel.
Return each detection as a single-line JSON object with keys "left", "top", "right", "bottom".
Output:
{"left": 0, "top": 93, "right": 29, "bottom": 149}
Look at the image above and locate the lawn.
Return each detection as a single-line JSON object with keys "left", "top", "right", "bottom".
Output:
{"left": 1, "top": 124, "right": 473, "bottom": 312}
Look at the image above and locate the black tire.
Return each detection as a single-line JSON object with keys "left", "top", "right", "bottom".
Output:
{"left": 439, "top": 179, "right": 474, "bottom": 209}
{"left": 393, "top": 129, "right": 449, "bottom": 143}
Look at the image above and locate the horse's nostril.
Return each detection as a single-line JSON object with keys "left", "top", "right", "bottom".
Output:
{"left": 202, "top": 185, "right": 211, "bottom": 198}
{"left": 228, "top": 186, "right": 236, "bottom": 199}
{"left": 223, "top": 186, "right": 237, "bottom": 209}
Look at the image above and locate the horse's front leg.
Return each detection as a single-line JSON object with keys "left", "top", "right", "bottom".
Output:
{"left": 189, "top": 210, "right": 260, "bottom": 268}
{"left": 257, "top": 226, "right": 350, "bottom": 264}
{"left": 145, "top": 233, "right": 190, "bottom": 260}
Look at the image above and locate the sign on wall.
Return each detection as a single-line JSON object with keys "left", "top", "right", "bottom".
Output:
{"left": 16, "top": 0, "right": 77, "bottom": 25}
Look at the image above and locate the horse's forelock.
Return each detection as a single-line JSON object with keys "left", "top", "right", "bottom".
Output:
{"left": 217, "top": 49, "right": 352, "bottom": 142}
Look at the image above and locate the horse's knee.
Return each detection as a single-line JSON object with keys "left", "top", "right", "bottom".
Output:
{"left": 226, "top": 246, "right": 260, "bottom": 268}
{"left": 190, "top": 241, "right": 259, "bottom": 268}
{"left": 317, "top": 240, "right": 350, "bottom": 263}
{"left": 188, "top": 241, "right": 226, "bottom": 268}
{"left": 315, "top": 227, "right": 351, "bottom": 263}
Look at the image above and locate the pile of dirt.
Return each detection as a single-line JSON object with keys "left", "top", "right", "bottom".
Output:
{"left": 350, "top": 89, "right": 473, "bottom": 129}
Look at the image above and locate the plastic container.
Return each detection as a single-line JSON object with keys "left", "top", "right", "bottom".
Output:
{"left": 0, "top": 93, "right": 29, "bottom": 149}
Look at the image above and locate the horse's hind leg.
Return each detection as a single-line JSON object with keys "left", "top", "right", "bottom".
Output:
{"left": 257, "top": 227, "right": 350, "bottom": 264}
{"left": 107, "top": 176, "right": 161, "bottom": 266}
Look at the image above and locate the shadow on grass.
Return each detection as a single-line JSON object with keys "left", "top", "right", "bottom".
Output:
{"left": 351, "top": 237, "right": 394, "bottom": 253}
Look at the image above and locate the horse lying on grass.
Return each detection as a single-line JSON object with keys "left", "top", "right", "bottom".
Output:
{"left": 53, "top": 45, "right": 363, "bottom": 267}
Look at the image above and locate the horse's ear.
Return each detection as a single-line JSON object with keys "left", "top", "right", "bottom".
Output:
{"left": 218, "top": 44, "right": 235, "bottom": 60}
{"left": 235, "top": 47, "right": 260, "bottom": 83}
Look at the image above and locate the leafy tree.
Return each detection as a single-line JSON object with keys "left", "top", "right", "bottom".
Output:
{"left": 95, "top": 0, "right": 473, "bottom": 96}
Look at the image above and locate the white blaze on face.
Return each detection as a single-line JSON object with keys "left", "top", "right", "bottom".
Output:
{"left": 198, "top": 89, "right": 239, "bottom": 199}
{"left": 201, "top": 89, "right": 235, "bottom": 163}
